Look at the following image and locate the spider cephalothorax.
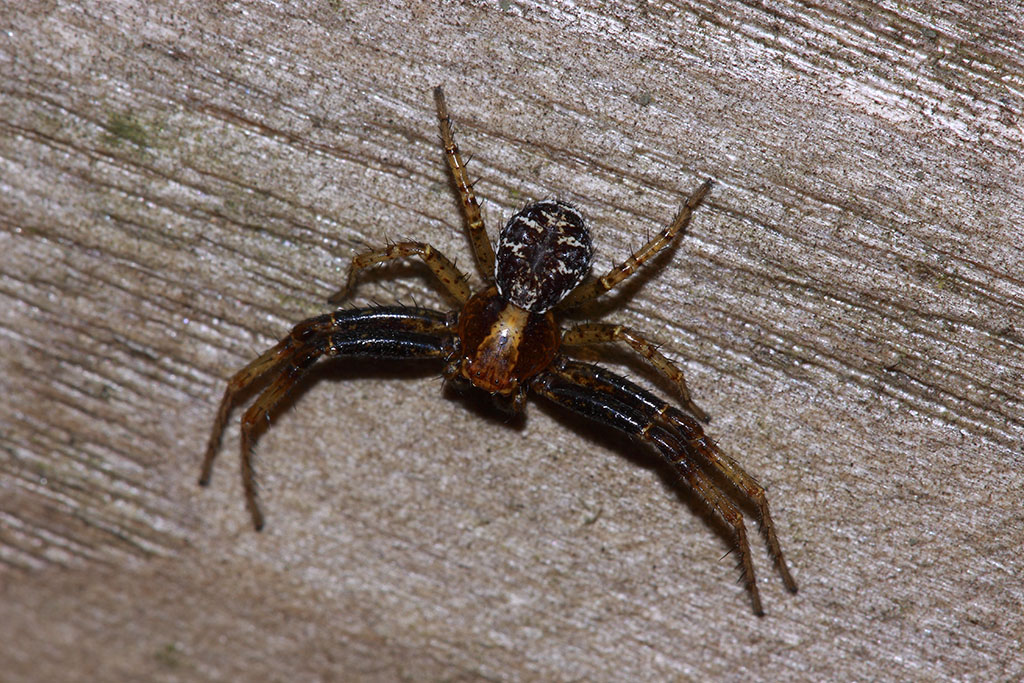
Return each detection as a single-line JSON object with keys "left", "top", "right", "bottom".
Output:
{"left": 200, "top": 86, "right": 798, "bottom": 615}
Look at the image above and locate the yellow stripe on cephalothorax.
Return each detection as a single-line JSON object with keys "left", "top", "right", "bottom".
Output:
{"left": 461, "top": 300, "right": 532, "bottom": 394}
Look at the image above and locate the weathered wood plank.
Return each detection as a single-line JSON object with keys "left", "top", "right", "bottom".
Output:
{"left": 2, "top": 1, "right": 1022, "bottom": 680}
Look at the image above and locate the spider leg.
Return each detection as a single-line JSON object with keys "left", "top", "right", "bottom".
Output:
{"left": 238, "top": 346, "right": 320, "bottom": 530}
{"left": 201, "top": 307, "right": 453, "bottom": 530}
{"left": 559, "top": 362, "right": 796, "bottom": 593}
{"left": 548, "top": 359, "right": 797, "bottom": 600}
{"left": 559, "top": 178, "right": 713, "bottom": 309}
{"left": 200, "top": 313, "right": 344, "bottom": 486}
{"left": 561, "top": 322, "right": 709, "bottom": 421}
{"left": 434, "top": 86, "right": 496, "bottom": 280}
{"left": 660, "top": 403, "right": 798, "bottom": 594}
{"left": 327, "top": 241, "right": 471, "bottom": 305}
{"left": 533, "top": 358, "right": 795, "bottom": 615}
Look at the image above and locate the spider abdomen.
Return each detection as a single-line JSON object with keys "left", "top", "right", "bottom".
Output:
{"left": 495, "top": 200, "right": 593, "bottom": 313}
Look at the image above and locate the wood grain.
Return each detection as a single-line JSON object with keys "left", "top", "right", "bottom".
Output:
{"left": 2, "top": 1, "right": 1022, "bottom": 680}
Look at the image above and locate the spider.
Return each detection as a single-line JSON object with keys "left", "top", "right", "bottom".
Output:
{"left": 199, "top": 86, "right": 798, "bottom": 615}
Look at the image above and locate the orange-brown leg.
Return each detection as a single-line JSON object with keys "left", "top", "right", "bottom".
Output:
{"left": 327, "top": 241, "right": 471, "bottom": 305}
{"left": 555, "top": 358, "right": 797, "bottom": 597}
{"left": 561, "top": 322, "right": 709, "bottom": 421}
{"left": 560, "top": 178, "right": 713, "bottom": 309}
{"left": 434, "top": 86, "right": 495, "bottom": 280}
{"left": 201, "top": 308, "right": 453, "bottom": 529}
{"left": 236, "top": 349, "right": 323, "bottom": 530}
{"left": 534, "top": 358, "right": 797, "bottom": 615}
{"left": 647, "top": 425, "right": 763, "bottom": 616}
{"left": 532, "top": 362, "right": 766, "bottom": 615}
{"left": 662, "top": 407, "right": 798, "bottom": 594}
{"left": 199, "top": 313, "right": 341, "bottom": 487}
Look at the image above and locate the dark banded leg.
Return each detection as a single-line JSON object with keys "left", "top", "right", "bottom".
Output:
{"left": 554, "top": 359, "right": 797, "bottom": 596}
{"left": 561, "top": 321, "right": 709, "bottom": 421}
{"left": 560, "top": 178, "right": 712, "bottom": 309}
{"left": 532, "top": 358, "right": 796, "bottom": 615}
{"left": 200, "top": 307, "right": 453, "bottom": 530}
{"left": 327, "top": 241, "right": 471, "bottom": 305}
{"left": 434, "top": 86, "right": 496, "bottom": 280}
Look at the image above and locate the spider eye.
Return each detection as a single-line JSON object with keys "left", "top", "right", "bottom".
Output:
{"left": 496, "top": 200, "right": 593, "bottom": 313}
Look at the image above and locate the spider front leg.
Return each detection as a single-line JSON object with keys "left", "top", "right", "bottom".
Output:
{"left": 434, "top": 86, "right": 496, "bottom": 280}
{"left": 559, "top": 178, "right": 713, "bottom": 309}
{"left": 660, "top": 404, "right": 798, "bottom": 594}
{"left": 533, "top": 358, "right": 795, "bottom": 615}
{"left": 236, "top": 346, "right": 321, "bottom": 530}
{"left": 562, "top": 361, "right": 798, "bottom": 596}
{"left": 562, "top": 322, "right": 709, "bottom": 421}
{"left": 643, "top": 422, "right": 764, "bottom": 615}
{"left": 200, "top": 307, "right": 453, "bottom": 530}
{"left": 327, "top": 241, "right": 471, "bottom": 305}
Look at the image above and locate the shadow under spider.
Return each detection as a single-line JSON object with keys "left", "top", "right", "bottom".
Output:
{"left": 228, "top": 356, "right": 527, "bottom": 456}
{"left": 245, "top": 349, "right": 757, "bottom": 567}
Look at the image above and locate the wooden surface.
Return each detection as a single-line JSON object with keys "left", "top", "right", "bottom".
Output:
{"left": 2, "top": 1, "right": 1023, "bottom": 680}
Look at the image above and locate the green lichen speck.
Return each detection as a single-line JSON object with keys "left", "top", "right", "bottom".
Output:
{"left": 102, "top": 111, "right": 150, "bottom": 148}
{"left": 154, "top": 641, "right": 182, "bottom": 669}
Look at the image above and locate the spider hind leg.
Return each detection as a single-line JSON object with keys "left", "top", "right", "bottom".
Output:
{"left": 560, "top": 178, "right": 712, "bottom": 309}
{"left": 434, "top": 86, "right": 496, "bottom": 280}
{"left": 327, "top": 241, "right": 471, "bottom": 306}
